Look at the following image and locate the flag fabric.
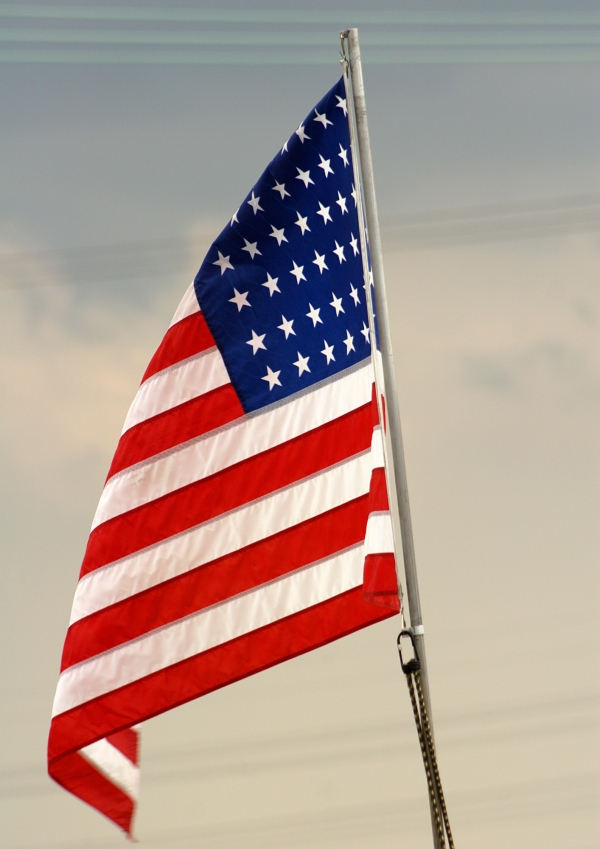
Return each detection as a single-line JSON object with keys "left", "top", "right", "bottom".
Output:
{"left": 48, "top": 76, "right": 400, "bottom": 837}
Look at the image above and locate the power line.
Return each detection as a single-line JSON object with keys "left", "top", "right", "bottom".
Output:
{"left": 1, "top": 29, "right": 599, "bottom": 47}
{"left": 0, "top": 8, "right": 598, "bottom": 64}
{"left": 382, "top": 191, "right": 600, "bottom": 224}
{"left": 0, "top": 9, "right": 599, "bottom": 25}
{"left": 380, "top": 191, "right": 600, "bottom": 248}
{"left": 13, "top": 772, "right": 600, "bottom": 849}
{"left": 1, "top": 46, "right": 598, "bottom": 65}
{"left": 381, "top": 210, "right": 600, "bottom": 249}
{"left": 3, "top": 689, "right": 597, "bottom": 798}
{"left": 1, "top": 193, "right": 598, "bottom": 291}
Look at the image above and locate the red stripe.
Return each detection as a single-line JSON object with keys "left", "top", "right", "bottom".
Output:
{"left": 48, "top": 751, "right": 134, "bottom": 836}
{"left": 63, "top": 495, "right": 370, "bottom": 670}
{"left": 141, "top": 310, "right": 213, "bottom": 383}
{"left": 369, "top": 467, "right": 389, "bottom": 511}
{"left": 363, "top": 553, "right": 400, "bottom": 611}
{"left": 49, "top": 586, "right": 397, "bottom": 762}
{"left": 371, "top": 382, "right": 379, "bottom": 426}
{"left": 106, "top": 384, "right": 244, "bottom": 480}
{"left": 107, "top": 729, "right": 138, "bottom": 766}
{"left": 81, "top": 403, "right": 372, "bottom": 577}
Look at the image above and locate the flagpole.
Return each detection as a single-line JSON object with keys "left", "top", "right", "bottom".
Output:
{"left": 342, "top": 28, "right": 443, "bottom": 849}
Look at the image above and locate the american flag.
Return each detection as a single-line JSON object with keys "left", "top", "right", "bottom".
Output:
{"left": 48, "top": 77, "right": 400, "bottom": 837}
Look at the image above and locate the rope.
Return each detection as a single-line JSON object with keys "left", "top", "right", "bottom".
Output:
{"left": 398, "top": 631, "right": 455, "bottom": 849}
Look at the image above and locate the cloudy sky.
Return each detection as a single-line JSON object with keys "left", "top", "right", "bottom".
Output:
{"left": 1, "top": 2, "right": 598, "bottom": 848}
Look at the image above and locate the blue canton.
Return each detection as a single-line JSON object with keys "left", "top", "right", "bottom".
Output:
{"left": 194, "top": 78, "right": 370, "bottom": 414}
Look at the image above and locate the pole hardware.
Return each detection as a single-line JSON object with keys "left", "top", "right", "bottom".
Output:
{"left": 397, "top": 629, "right": 421, "bottom": 674}
{"left": 398, "top": 633, "right": 455, "bottom": 849}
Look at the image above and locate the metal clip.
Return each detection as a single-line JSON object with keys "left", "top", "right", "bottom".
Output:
{"left": 397, "top": 629, "right": 421, "bottom": 675}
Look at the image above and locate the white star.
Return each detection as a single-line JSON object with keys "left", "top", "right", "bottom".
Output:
{"left": 229, "top": 288, "right": 251, "bottom": 311}
{"left": 262, "top": 366, "right": 281, "bottom": 390}
{"left": 295, "top": 213, "right": 310, "bottom": 235}
{"left": 361, "top": 321, "right": 370, "bottom": 343}
{"left": 269, "top": 225, "right": 288, "bottom": 246}
{"left": 278, "top": 315, "right": 296, "bottom": 338}
{"left": 330, "top": 293, "right": 345, "bottom": 316}
{"left": 295, "top": 124, "right": 310, "bottom": 143}
{"left": 247, "top": 192, "right": 263, "bottom": 214}
{"left": 293, "top": 352, "right": 311, "bottom": 376}
{"left": 316, "top": 202, "right": 332, "bottom": 224}
{"left": 290, "top": 261, "right": 306, "bottom": 284}
{"left": 349, "top": 232, "right": 359, "bottom": 255}
{"left": 230, "top": 208, "right": 239, "bottom": 224}
{"left": 242, "top": 239, "right": 261, "bottom": 259}
{"left": 351, "top": 183, "right": 358, "bottom": 207}
{"left": 336, "top": 191, "right": 348, "bottom": 215}
{"left": 306, "top": 303, "right": 322, "bottom": 327}
{"left": 333, "top": 241, "right": 346, "bottom": 263}
{"left": 313, "top": 251, "right": 328, "bottom": 274}
{"left": 246, "top": 330, "right": 266, "bottom": 354}
{"left": 296, "top": 167, "right": 314, "bottom": 188}
{"left": 338, "top": 144, "right": 349, "bottom": 167}
{"left": 321, "top": 340, "right": 335, "bottom": 364}
{"left": 281, "top": 139, "right": 288, "bottom": 153}
{"left": 213, "top": 251, "right": 234, "bottom": 275}
{"left": 262, "top": 273, "right": 280, "bottom": 296}
{"left": 272, "top": 181, "right": 290, "bottom": 199}
{"left": 313, "top": 110, "right": 333, "bottom": 128}
{"left": 350, "top": 284, "right": 360, "bottom": 306}
{"left": 336, "top": 95, "right": 348, "bottom": 116}
{"left": 318, "top": 155, "right": 334, "bottom": 178}
{"left": 344, "top": 330, "right": 355, "bottom": 354}
{"left": 368, "top": 268, "right": 374, "bottom": 288}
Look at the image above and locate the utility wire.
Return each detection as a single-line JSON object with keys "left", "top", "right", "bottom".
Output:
{"left": 3, "top": 689, "right": 597, "bottom": 797}
{"left": 13, "top": 772, "right": 600, "bottom": 849}
{"left": 1, "top": 47, "right": 598, "bottom": 64}
{"left": 0, "top": 8, "right": 598, "bottom": 25}
{"left": 1, "top": 29, "right": 599, "bottom": 46}
{"left": 1, "top": 194, "right": 598, "bottom": 291}
{"left": 0, "top": 9, "right": 598, "bottom": 63}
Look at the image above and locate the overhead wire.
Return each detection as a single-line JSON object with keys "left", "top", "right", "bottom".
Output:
{"left": 2, "top": 689, "right": 597, "bottom": 798}
{"left": 13, "top": 772, "right": 600, "bottom": 849}
{"left": 0, "top": 28, "right": 599, "bottom": 47}
{"left": 1, "top": 194, "right": 598, "bottom": 292}
{"left": 0, "top": 8, "right": 598, "bottom": 24}
{"left": 0, "top": 8, "right": 598, "bottom": 63}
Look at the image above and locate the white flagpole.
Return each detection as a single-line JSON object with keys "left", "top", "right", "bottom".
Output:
{"left": 341, "top": 28, "right": 443, "bottom": 849}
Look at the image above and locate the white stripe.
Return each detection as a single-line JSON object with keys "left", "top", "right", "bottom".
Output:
{"left": 56, "top": 545, "right": 365, "bottom": 717}
{"left": 120, "top": 349, "right": 228, "bottom": 436}
{"left": 371, "top": 425, "right": 384, "bottom": 468}
{"left": 169, "top": 282, "right": 200, "bottom": 327}
{"left": 96, "top": 361, "right": 373, "bottom": 530}
{"left": 79, "top": 739, "right": 140, "bottom": 801}
{"left": 72, "top": 450, "right": 373, "bottom": 624}
{"left": 364, "top": 512, "right": 394, "bottom": 555}
{"left": 374, "top": 348, "right": 385, "bottom": 396}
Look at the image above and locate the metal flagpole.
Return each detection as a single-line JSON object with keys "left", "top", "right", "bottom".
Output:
{"left": 341, "top": 28, "right": 444, "bottom": 849}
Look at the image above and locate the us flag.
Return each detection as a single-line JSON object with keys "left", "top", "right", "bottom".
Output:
{"left": 48, "top": 77, "right": 400, "bottom": 837}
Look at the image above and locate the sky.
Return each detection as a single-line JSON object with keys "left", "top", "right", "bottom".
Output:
{"left": 0, "top": 2, "right": 598, "bottom": 848}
